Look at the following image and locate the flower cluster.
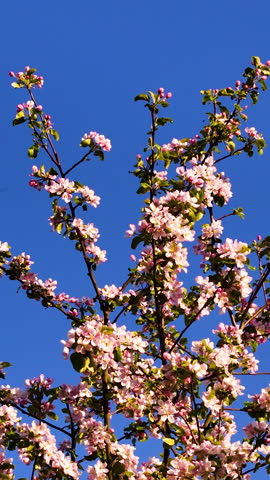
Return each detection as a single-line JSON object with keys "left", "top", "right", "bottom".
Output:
{"left": 81, "top": 131, "right": 112, "bottom": 151}
{"left": 45, "top": 177, "right": 100, "bottom": 206}
{"left": 176, "top": 156, "right": 232, "bottom": 207}
{"left": 9, "top": 65, "right": 44, "bottom": 88}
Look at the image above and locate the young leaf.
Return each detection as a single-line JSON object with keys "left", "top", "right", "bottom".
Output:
{"left": 70, "top": 352, "right": 89, "bottom": 373}
{"left": 156, "top": 117, "right": 173, "bottom": 126}
{"left": 134, "top": 94, "right": 149, "bottom": 102}
{"left": 163, "top": 437, "right": 175, "bottom": 446}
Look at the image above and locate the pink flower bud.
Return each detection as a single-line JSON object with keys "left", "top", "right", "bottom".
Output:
{"left": 166, "top": 92, "right": 172, "bottom": 98}
{"left": 235, "top": 80, "right": 241, "bottom": 88}
{"left": 29, "top": 180, "right": 42, "bottom": 191}
{"left": 9, "top": 71, "right": 15, "bottom": 77}
{"left": 266, "top": 60, "right": 270, "bottom": 66}
{"left": 158, "top": 87, "right": 164, "bottom": 94}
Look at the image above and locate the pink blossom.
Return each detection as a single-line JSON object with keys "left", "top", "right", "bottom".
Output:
{"left": 245, "top": 126, "right": 262, "bottom": 139}
{"left": 0, "top": 241, "right": 9, "bottom": 252}
{"left": 217, "top": 238, "right": 250, "bottom": 268}
{"left": 125, "top": 223, "right": 136, "bottom": 237}
{"left": 81, "top": 131, "right": 112, "bottom": 151}
{"left": 87, "top": 460, "right": 108, "bottom": 480}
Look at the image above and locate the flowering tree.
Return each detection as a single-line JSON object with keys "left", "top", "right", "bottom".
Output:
{"left": 0, "top": 57, "right": 270, "bottom": 480}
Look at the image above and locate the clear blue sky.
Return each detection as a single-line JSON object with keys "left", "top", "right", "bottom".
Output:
{"left": 1, "top": 0, "right": 270, "bottom": 477}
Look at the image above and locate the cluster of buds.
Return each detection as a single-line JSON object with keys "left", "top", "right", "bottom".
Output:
{"left": 17, "top": 101, "right": 42, "bottom": 113}
{"left": 157, "top": 87, "right": 172, "bottom": 99}
{"left": 25, "top": 374, "right": 53, "bottom": 389}
{"left": 9, "top": 66, "right": 44, "bottom": 89}
{"left": 16, "top": 101, "right": 52, "bottom": 129}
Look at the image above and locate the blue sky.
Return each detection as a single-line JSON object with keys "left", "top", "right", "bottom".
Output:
{"left": 1, "top": 0, "right": 270, "bottom": 477}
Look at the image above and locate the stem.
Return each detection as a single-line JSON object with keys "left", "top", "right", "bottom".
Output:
{"left": 112, "top": 305, "right": 129, "bottom": 324}
{"left": 214, "top": 145, "right": 247, "bottom": 164}
{"left": 191, "top": 391, "right": 201, "bottom": 443}
{"left": 28, "top": 88, "right": 61, "bottom": 166}
{"left": 151, "top": 240, "right": 166, "bottom": 363}
{"left": 203, "top": 96, "right": 241, "bottom": 163}
{"left": 101, "top": 371, "right": 112, "bottom": 480}
{"left": 242, "top": 301, "right": 270, "bottom": 330}
{"left": 64, "top": 149, "right": 93, "bottom": 177}
{"left": 10, "top": 403, "right": 73, "bottom": 437}
{"left": 66, "top": 403, "right": 77, "bottom": 461}
{"left": 169, "top": 295, "right": 215, "bottom": 352}
{"left": 234, "top": 371, "right": 270, "bottom": 376}
{"left": 224, "top": 407, "right": 243, "bottom": 411}
{"left": 258, "top": 251, "right": 268, "bottom": 304}
{"left": 30, "top": 453, "right": 38, "bottom": 480}
{"left": 240, "top": 264, "right": 270, "bottom": 327}
{"left": 149, "top": 104, "right": 166, "bottom": 364}
{"left": 162, "top": 420, "right": 170, "bottom": 473}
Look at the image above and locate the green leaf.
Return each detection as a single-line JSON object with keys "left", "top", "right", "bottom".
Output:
{"left": 226, "top": 141, "right": 235, "bottom": 153}
{"left": 80, "top": 138, "right": 91, "bottom": 147}
{"left": 259, "top": 247, "right": 270, "bottom": 259}
{"left": 134, "top": 93, "right": 149, "bottom": 102}
{"left": 55, "top": 223, "right": 63, "bottom": 234}
{"left": 94, "top": 149, "right": 104, "bottom": 161}
{"left": 213, "top": 195, "right": 225, "bottom": 207}
{"left": 137, "top": 182, "right": 150, "bottom": 194}
{"left": 100, "top": 326, "right": 114, "bottom": 334}
{"left": 112, "top": 462, "right": 126, "bottom": 475}
{"left": 11, "top": 82, "right": 23, "bottom": 88}
{"left": 28, "top": 144, "right": 40, "bottom": 159}
{"left": 70, "top": 352, "right": 90, "bottom": 373}
{"left": 233, "top": 207, "right": 245, "bottom": 219}
{"left": 0, "top": 362, "right": 12, "bottom": 368}
{"left": 252, "top": 56, "right": 261, "bottom": 67}
{"left": 250, "top": 91, "right": 258, "bottom": 105}
{"left": 48, "top": 167, "right": 58, "bottom": 176}
{"left": 156, "top": 117, "right": 173, "bottom": 126}
{"left": 113, "top": 347, "right": 122, "bottom": 362}
{"left": 159, "top": 100, "right": 169, "bottom": 108}
{"left": 147, "top": 91, "right": 156, "bottom": 103}
{"left": 46, "top": 412, "right": 58, "bottom": 421}
{"left": 131, "top": 235, "right": 143, "bottom": 250}
{"left": 163, "top": 437, "right": 175, "bottom": 446}
{"left": 83, "top": 453, "right": 99, "bottom": 461}
{"left": 13, "top": 111, "right": 26, "bottom": 126}
{"left": 260, "top": 235, "right": 270, "bottom": 247}
{"left": 48, "top": 129, "right": 60, "bottom": 141}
